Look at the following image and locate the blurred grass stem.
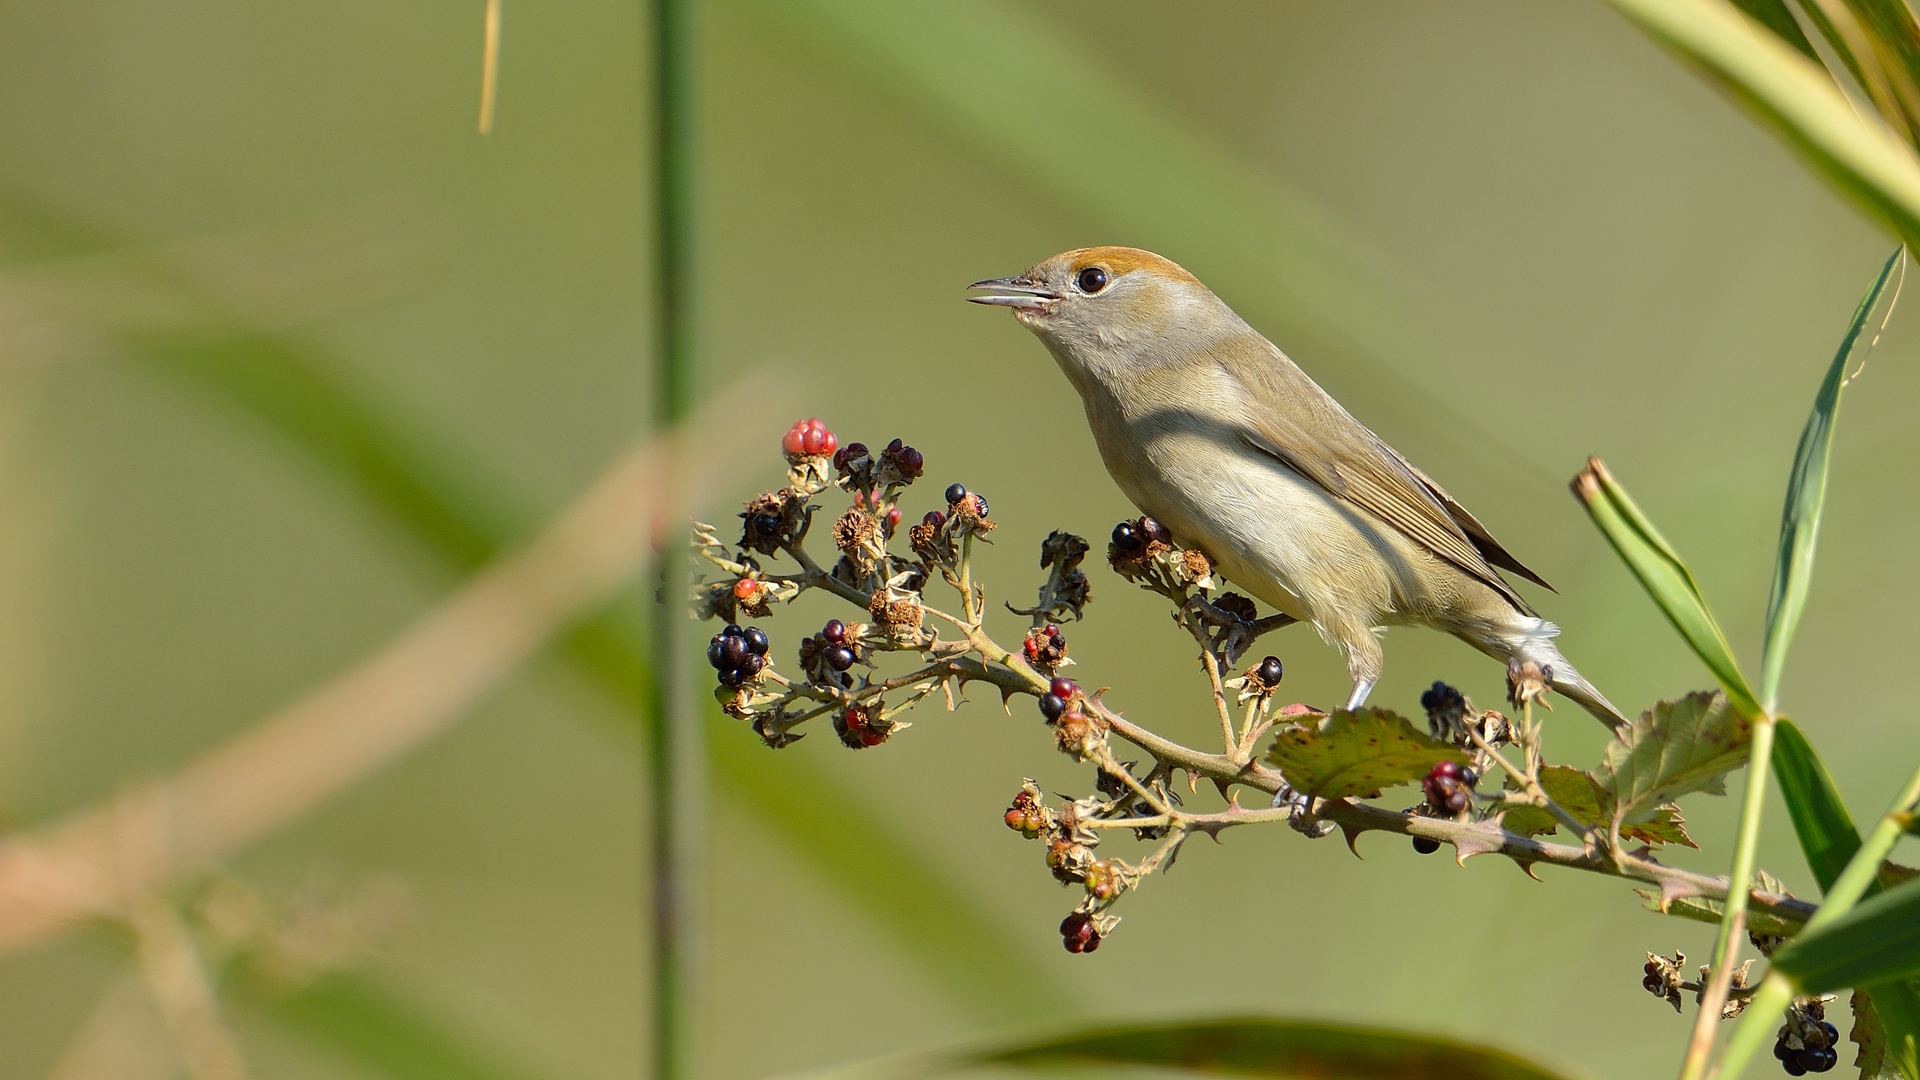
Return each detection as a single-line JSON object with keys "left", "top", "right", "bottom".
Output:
{"left": 477, "top": 0, "right": 502, "bottom": 134}
{"left": 649, "top": 1, "right": 701, "bottom": 1078}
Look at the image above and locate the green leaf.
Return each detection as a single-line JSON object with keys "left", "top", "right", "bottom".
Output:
{"left": 1851, "top": 989, "right": 1909, "bottom": 1080}
{"left": 242, "top": 972, "right": 551, "bottom": 1080}
{"left": 1634, "top": 889, "right": 1806, "bottom": 937}
{"left": 1761, "top": 248, "right": 1904, "bottom": 709}
{"left": 1774, "top": 718, "right": 1865, "bottom": 892}
{"left": 1600, "top": 0, "right": 1920, "bottom": 252}
{"left": 1571, "top": 463, "right": 1763, "bottom": 717}
{"left": 1501, "top": 765, "right": 1695, "bottom": 847}
{"left": 791, "top": 1017, "right": 1583, "bottom": 1080}
{"left": 1773, "top": 876, "right": 1920, "bottom": 992}
{"left": 1865, "top": 981, "right": 1920, "bottom": 1080}
{"left": 1266, "top": 709, "right": 1467, "bottom": 802}
{"left": 1592, "top": 691, "right": 1752, "bottom": 825}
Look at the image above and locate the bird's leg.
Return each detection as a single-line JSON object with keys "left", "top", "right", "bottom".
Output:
{"left": 1344, "top": 679, "right": 1376, "bottom": 711}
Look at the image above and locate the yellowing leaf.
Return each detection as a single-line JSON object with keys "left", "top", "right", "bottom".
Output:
{"left": 1593, "top": 691, "right": 1751, "bottom": 825}
{"left": 1266, "top": 709, "right": 1466, "bottom": 802}
{"left": 1501, "top": 765, "right": 1695, "bottom": 848}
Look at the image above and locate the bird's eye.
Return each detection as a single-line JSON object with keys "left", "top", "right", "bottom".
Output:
{"left": 1076, "top": 266, "right": 1110, "bottom": 294}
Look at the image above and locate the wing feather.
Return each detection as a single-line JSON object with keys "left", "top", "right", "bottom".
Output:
{"left": 1216, "top": 336, "right": 1538, "bottom": 615}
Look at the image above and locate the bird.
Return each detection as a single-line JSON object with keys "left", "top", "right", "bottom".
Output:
{"left": 967, "top": 246, "right": 1627, "bottom": 730}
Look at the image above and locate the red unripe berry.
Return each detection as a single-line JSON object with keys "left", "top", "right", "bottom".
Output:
{"left": 1049, "top": 677, "right": 1077, "bottom": 700}
{"left": 886, "top": 506, "right": 901, "bottom": 528}
{"left": 1024, "top": 637, "right": 1042, "bottom": 662}
{"left": 781, "top": 420, "right": 809, "bottom": 456}
{"left": 1644, "top": 961, "right": 1660, "bottom": 976}
{"left": 922, "top": 510, "right": 946, "bottom": 528}
{"left": 801, "top": 418, "right": 835, "bottom": 455}
{"left": 1005, "top": 808, "right": 1027, "bottom": 831}
{"left": 1428, "top": 760, "right": 1461, "bottom": 782}
{"left": 732, "top": 578, "right": 758, "bottom": 599}
{"left": 1046, "top": 624, "right": 1062, "bottom": 640}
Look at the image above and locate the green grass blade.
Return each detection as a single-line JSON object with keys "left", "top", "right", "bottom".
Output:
{"left": 1601, "top": 0, "right": 1920, "bottom": 249}
{"left": 786, "top": 1017, "right": 1585, "bottom": 1080}
{"left": 1772, "top": 876, "right": 1920, "bottom": 991}
{"left": 1571, "top": 459, "right": 1763, "bottom": 717}
{"left": 1760, "top": 247, "right": 1903, "bottom": 709}
{"left": 1731, "top": 0, "right": 1820, "bottom": 58}
{"left": 243, "top": 972, "right": 553, "bottom": 1080}
{"left": 1772, "top": 719, "right": 1864, "bottom": 891}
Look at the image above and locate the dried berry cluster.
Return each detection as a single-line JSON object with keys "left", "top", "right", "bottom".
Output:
{"left": 687, "top": 421, "right": 1813, "bottom": 974}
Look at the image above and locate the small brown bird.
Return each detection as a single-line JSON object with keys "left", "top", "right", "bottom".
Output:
{"left": 968, "top": 246, "right": 1626, "bottom": 729}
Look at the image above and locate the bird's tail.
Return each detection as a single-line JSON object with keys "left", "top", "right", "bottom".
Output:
{"left": 1504, "top": 619, "right": 1632, "bottom": 732}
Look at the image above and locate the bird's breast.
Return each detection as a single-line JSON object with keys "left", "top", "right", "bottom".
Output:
{"left": 1080, "top": 376, "right": 1402, "bottom": 625}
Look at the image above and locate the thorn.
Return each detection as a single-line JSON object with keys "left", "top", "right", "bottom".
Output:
{"left": 1513, "top": 859, "right": 1544, "bottom": 882}
{"left": 1211, "top": 777, "right": 1231, "bottom": 801}
{"left": 1341, "top": 822, "right": 1366, "bottom": 858}
{"left": 999, "top": 687, "right": 1015, "bottom": 715}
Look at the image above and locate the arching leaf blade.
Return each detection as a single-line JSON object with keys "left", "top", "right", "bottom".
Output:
{"left": 1760, "top": 247, "right": 1903, "bottom": 709}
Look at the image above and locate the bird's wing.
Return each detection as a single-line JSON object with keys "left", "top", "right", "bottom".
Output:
{"left": 1216, "top": 336, "right": 1536, "bottom": 615}
{"left": 1385, "top": 449, "right": 1555, "bottom": 592}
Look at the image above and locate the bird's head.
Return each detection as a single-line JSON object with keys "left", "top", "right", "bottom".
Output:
{"left": 967, "top": 247, "right": 1232, "bottom": 384}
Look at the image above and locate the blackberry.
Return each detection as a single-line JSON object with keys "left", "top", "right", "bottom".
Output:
{"left": 826, "top": 646, "right": 856, "bottom": 672}
{"left": 1255, "top": 656, "right": 1284, "bottom": 688}
{"left": 739, "top": 653, "right": 765, "bottom": 677}
{"left": 743, "top": 627, "right": 769, "bottom": 655}
{"left": 1111, "top": 520, "right": 1143, "bottom": 553}
{"left": 1798, "top": 1047, "right": 1836, "bottom": 1073}
{"left": 822, "top": 619, "right": 847, "bottom": 645}
{"left": 1412, "top": 836, "right": 1440, "bottom": 854}
{"left": 721, "top": 634, "right": 751, "bottom": 668}
{"left": 1138, "top": 516, "right": 1169, "bottom": 545}
{"left": 706, "top": 637, "right": 726, "bottom": 669}
{"left": 945, "top": 483, "right": 967, "bottom": 505}
{"left": 1038, "top": 693, "right": 1067, "bottom": 722}
{"left": 717, "top": 667, "right": 746, "bottom": 688}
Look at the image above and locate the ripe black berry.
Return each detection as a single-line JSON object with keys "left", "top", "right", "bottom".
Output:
{"left": 1775, "top": 1039, "right": 1793, "bottom": 1062}
{"left": 1412, "top": 836, "right": 1440, "bottom": 854}
{"left": 740, "top": 653, "right": 765, "bottom": 677}
{"left": 1782, "top": 1053, "right": 1808, "bottom": 1076}
{"left": 721, "top": 635, "right": 751, "bottom": 667}
{"left": 1111, "top": 521, "right": 1142, "bottom": 552}
{"left": 1644, "top": 961, "right": 1660, "bottom": 976}
{"left": 822, "top": 619, "right": 847, "bottom": 645}
{"left": 717, "top": 667, "right": 745, "bottom": 688}
{"left": 1256, "top": 656, "right": 1284, "bottom": 687}
{"left": 1643, "top": 974, "right": 1663, "bottom": 993}
{"left": 744, "top": 627, "right": 769, "bottom": 655}
{"left": 1458, "top": 766, "right": 1478, "bottom": 788}
{"left": 1818, "top": 1022, "right": 1838, "bottom": 1047}
{"left": 921, "top": 510, "right": 945, "bottom": 529}
{"left": 826, "top": 646, "right": 856, "bottom": 672}
{"left": 707, "top": 638, "right": 726, "bottom": 669}
{"left": 945, "top": 483, "right": 967, "bottom": 505}
{"left": 1799, "top": 1047, "right": 1836, "bottom": 1073}
{"left": 1038, "top": 693, "right": 1066, "bottom": 722}
{"left": 1138, "top": 516, "right": 1169, "bottom": 545}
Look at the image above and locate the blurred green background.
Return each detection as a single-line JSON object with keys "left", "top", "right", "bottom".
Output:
{"left": 0, "top": 1, "right": 1912, "bottom": 1078}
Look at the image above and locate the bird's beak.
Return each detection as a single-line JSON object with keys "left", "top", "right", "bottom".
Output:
{"left": 966, "top": 275, "right": 1059, "bottom": 311}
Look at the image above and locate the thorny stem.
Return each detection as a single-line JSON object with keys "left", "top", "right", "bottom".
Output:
{"left": 1465, "top": 724, "right": 1594, "bottom": 846}
{"left": 715, "top": 507, "right": 1821, "bottom": 950}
